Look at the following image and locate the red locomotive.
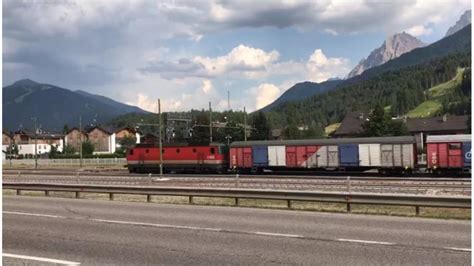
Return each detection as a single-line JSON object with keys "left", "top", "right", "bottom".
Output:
{"left": 127, "top": 144, "right": 228, "bottom": 173}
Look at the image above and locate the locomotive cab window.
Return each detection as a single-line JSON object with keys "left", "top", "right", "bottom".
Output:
{"left": 129, "top": 149, "right": 134, "bottom": 155}
{"left": 210, "top": 147, "right": 215, "bottom": 154}
{"left": 449, "top": 143, "right": 461, "bottom": 150}
{"left": 176, "top": 148, "right": 180, "bottom": 153}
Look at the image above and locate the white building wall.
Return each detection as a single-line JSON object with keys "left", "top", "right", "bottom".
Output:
{"left": 135, "top": 133, "right": 141, "bottom": 144}
{"left": 111, "top": 133, "right": 116, "bottom": 153}
{"left": 17, "top": 143, "right": 63, "bottom": 155}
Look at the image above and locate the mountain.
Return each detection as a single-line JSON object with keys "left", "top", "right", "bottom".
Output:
{"left": 260, "top": 79, "right": 343, "bottom": 112}
{"left": 347, "top": 33, "right": 425, "bottom": 78}
{"left": 3, "top": 79, "right": 149, "bottom": 131}
{"left": 74, "top": 90, "right": 143, "bottom": 114}
{"left": 446, "top": 10, "right": 471, "bottom": 37}
{"left": 268, "top": 25, "right": 471, "bottom": 130}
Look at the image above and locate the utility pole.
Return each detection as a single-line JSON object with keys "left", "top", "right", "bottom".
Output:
{"left": 227, "top": 90, "right": 230, "bottom": 110}
{"left": 33, "top": 117, "right": 37, "bottom": 169}
{"left": 9, "top": 142, "right": 13, "bottom": 168}
{"left": 79, "top": 115, "right": 83, "bottom": 168}
{"left": 209, "top": 101, "right": 213, "bottom": 143}
{"left": 158, "top": 99, "right": 163, "bottom": 176}
{"left": 243, "top": 107, "right": 247, "bottom": 142}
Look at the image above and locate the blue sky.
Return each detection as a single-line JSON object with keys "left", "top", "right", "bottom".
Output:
{"left": 3, "top": 0, "right": 471, "bottom": 112}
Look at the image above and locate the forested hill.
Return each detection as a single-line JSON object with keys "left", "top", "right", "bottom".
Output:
{"left": 260, "top": 79, "right": 342, "bottom": 112}
{"left": 266, "top": 25, "right": 471, "bottom": 129}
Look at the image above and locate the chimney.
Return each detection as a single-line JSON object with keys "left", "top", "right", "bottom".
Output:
{"left": 442, "top": 114, "right": 447, "bottom": 122}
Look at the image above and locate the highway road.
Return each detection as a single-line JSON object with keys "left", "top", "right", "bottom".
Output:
{"left": 3, "top": 196, "right": 471, "bottom": 265}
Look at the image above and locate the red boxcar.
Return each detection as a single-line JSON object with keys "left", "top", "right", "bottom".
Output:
{"left": 229, "top": 147, "right": 252, "bottom": 169}
{"left": 127, "top": 144, "right": 228, "bottom": 173}
{"left": 427, "top": 134, "right": 471, "bottom": 171}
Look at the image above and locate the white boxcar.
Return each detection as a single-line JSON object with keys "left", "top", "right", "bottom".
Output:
{"left": 268, "top": 146, "right": 286, "bottom": 166}
{"left": 359, "top": 144, "right": 381, "bottom": 166}
{"left": 381, "top": 144, "right": 414, "bottom": 168}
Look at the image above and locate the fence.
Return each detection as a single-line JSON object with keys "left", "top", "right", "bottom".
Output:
{"left": 2, "top": 158, "right": 127, "bottom": 167}
{"left": 3, "top": 183, "right": 470, "bottom": 216}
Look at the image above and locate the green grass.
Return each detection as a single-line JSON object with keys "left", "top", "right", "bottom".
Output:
{"left": 405, "top": 68, "right": 464, "bottom": 118}
{"left": 427, "top": 68, "right": 464, "bottom": 98}
{"left": 406, "top": 100, "right": 443, "bottom": 118}
{"left": 325, "top": 123, "right": 341, "bottom": 135}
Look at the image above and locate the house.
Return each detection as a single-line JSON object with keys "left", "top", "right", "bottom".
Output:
{"left": 3, "top": 131, "right": 13, "bottom": 146}
{"left": 2, "top": 131, "right": 13, "bottom": 155}
{"left": 64, "top": 128, "right": 88, "bottom": 152}
{"left": 405, "top": 115, "right": 470, "bottom": 151}
{"left": 332, "top": 112, "right": 470, "bottom": 150}
{"left": 12, "top": 129, "right": 64, "bottom": 156}
{"left": 331, "top": 112, "right": 367, "bottom": 138}
{"left": 86, "top": 126, "right": 116, "bottom": 154}
{"left": 115, "top": 126, "right": 140, "bottom": 149}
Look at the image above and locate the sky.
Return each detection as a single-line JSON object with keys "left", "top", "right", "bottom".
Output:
{"left": 3, "top": 0, "right": 471, "bottom": 113}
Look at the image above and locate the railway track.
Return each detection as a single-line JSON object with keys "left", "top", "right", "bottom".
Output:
{"left": 3, "top": 169, "right": 471, "bottom": 181}
{"left": 3, "top": 171, "right": 471, "bottom": 196}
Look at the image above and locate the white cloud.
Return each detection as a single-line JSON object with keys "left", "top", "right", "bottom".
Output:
{"left": 127, "top": 93, "right": 157, "bottom": 113}
{"left": 193, "top": 44, "right": 279, "bottom": 78}
{"left": 140, "top": 44, "right": 279, "bottom": 80}
{"left": 306, "top": 49, "right": 350, "bottom": 82}
{"left": 405, "top": 25, "right": 433, "bottom": 37}
{"left": 255, "top": 83, "right": 281, "bottom": 110}
{"left": 201, "top": 79, "right": 214, "bottom": 95}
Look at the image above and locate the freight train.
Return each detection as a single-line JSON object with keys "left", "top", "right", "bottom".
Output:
{"left": 126, "top": 134, "right": 471, "bottom": 175}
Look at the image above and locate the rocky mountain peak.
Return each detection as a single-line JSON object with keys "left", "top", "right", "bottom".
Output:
{"left": 347, "top": 32, "right": 425, "bottom": 78}
{"left": 445, "top": 10, "right": 471, "bottom": 37}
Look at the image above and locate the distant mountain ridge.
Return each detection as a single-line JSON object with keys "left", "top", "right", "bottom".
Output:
{"left": 3, "top": 79, "right": 149, "bottom": 131}
{"left": 260, "top": 80, "right": 343, "bottom": 112}
{"left": 446, "top": 10, "right": 471, "bottom": 37}
{"left": 347, "top": 32, "right": 425, "bottom": 78}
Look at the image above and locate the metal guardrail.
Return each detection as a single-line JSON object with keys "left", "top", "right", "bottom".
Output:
{"left": 3, "top": 183, "right": 470, "bottom": 216}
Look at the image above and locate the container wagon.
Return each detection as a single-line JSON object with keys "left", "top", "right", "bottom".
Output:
{"left": 230, "top": 136, "right": 416, "bottom": 174}
{"left": 127, "top": 144, "right": 228, "bottom": 173}
{"left": 426, "top": 134, "right": 471, "bottom": 174}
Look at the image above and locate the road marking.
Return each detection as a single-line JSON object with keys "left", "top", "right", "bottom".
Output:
{"left": 444, "top": 247, "right": 471, "bottom": 252}
{"left": 3, "top": 253, "right": 80, "bottom": 265}
{"left": 90, "top": 218, "right": 223, "bottom": 233}
{"left": 3, "top": 211, "right": 66, "bottom": 219}
{"left": 337, "top": 238, "right": 394, "bottom": 245}
{"left": 7, "top": 210, "right": 468, "bottom": 252}
{"left": 254, "top": 231, "right": 304, "bottom": 238}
